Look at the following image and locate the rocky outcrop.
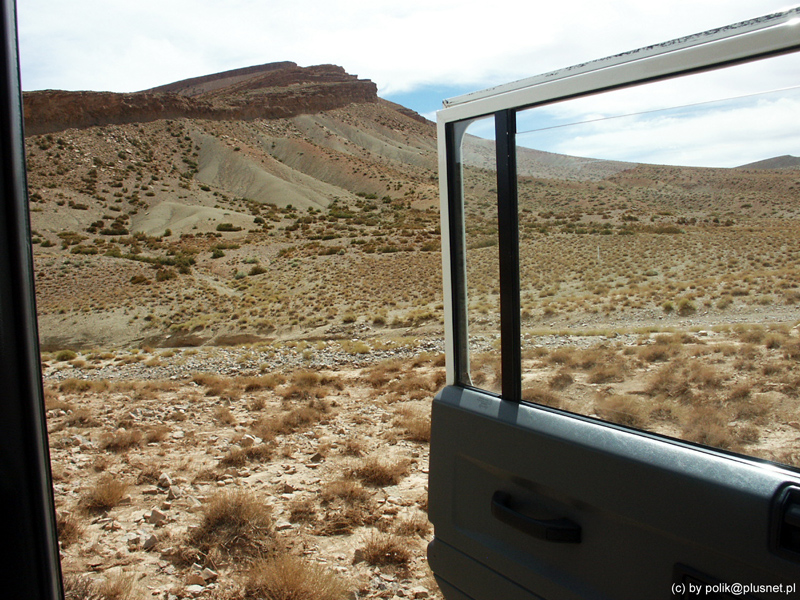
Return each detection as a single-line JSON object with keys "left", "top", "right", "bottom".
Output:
{"left": 23, "top": 63, "right": 378, "bottom": 136}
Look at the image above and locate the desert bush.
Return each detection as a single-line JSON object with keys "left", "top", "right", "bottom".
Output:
{"left": 521, "top": 386, "right": 562, "bottom": 409}
{"left": 55, "top": 349, "right": 78, "bottom": 362}
{"left": 56, "top": 511, "right": 83, "bottom": 548}
{"left": 243, "top": 555, "right": 347, "bottom": 600}
{"left": 393, "top": 513, "right": 431, "bottom": 538}
{"left": 587, "top": 364, "right": 624, "bottom": 384}
{"left": 81, "top": 475, "right": 128, "bottom": 512}
{"left": 593, "top": 393, "right": 648, "bottom": 428}
{"left": 681, "top": 406, "right": 735, "bottom": 450}
{"left": 214, "top": 406, "right": 237, "bottom": 426}
{"left": 320, "top": 480, "right": 371, "bottom": 506}
{"left": 186, "top": 490, "right": 275, "bottom": 562}
{"left": 99, "top": 428, "right": 142, "bottom": 452}
{"left": 287, "top": 498, "right": 317, "bottom": 524}
{"left": 254, "top": 398, "right": 330, "bottom": 438}
{"left": 360, "top": 532, "right": 411, "bottom": 566}
{"left": 676, "top": 297, "right": 696, "bottom": 316}
{"left": 240, "top": 373, "right": 285, "bottom": 391}
{"left": 66, "top": 408, "right": 100, "bottom": 428}
{"left": 350, "top": 456, "right": 408, "bottom": 487}
{"left": 394, "top": 408, "right": 431, "bottom": 442}
{"left": 219, "top": 444, "right": 273, "bottom": 467}
{"left": 549, "top": 371, "right": 574, "bottom": 390}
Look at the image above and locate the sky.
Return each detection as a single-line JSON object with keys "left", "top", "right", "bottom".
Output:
{"left": 16, "top": 0, "right": 800, "bottom": 166}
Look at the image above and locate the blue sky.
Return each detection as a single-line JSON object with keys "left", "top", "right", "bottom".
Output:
{"left": 17, "top": 0, "right": 797, "bottom": 121}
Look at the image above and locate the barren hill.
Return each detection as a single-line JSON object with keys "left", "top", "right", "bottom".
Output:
{"left": 22, "top": 62, "right": 800, "bottom": 351}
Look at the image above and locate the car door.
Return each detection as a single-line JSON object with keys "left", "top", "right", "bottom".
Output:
{"left": 428, "top": 8, "right": 800, "bottom": 599}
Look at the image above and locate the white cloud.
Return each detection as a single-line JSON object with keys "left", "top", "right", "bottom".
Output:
{"left": 18, "top": 0, "right": 795, "bottom": 100}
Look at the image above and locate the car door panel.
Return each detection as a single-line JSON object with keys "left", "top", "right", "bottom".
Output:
{"left": 429, "top": 385, "right": 800, "bottom": 599}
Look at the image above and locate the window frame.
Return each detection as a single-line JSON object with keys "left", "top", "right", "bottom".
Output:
{"left": 437, "top": 6, "right": 800, "bottom": 402}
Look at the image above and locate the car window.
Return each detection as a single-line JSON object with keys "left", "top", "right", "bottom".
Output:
{"left": 456, "top": 50, "right": 800, "bottom": 469}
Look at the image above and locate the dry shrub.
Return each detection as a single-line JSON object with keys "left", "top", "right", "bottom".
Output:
{"left": 253, "top": 398, "right": 330, "bottom": 438}
{"left": 521, "top": 386, "right": 562, "bottom": 409}
{"left": 144, "top": 424, "right": 170, "bottom": 443}
{"left": 638, "top": 344, "right": 672, "bottom": 363}
{"left": 546, "top": 348, "right": 574, "bottom": 366}
{"left": 393, "top": 514, "right": 431, "bottom": 538}
{"left": 186, "top": 490, "right": 275, "bottom": 562}
{"left": 737, "top": 326, "right": 765, "bottom": 344}
{"left": 81, "top": 475, "right": 128, "bottom": 512}
{"left": 549, "top": 371, "right": 573, "bottom": 390}
{"left": 240, "top": 373, "right": 285, "bottom": 392}
{"left": 646, "top": 365, "right": 691, "bottom": 399}
{"left": 687, "top": 363, "right": 722, "bottom": 389}
{"left": 394, "top": 408, "right": 431, "bottom": 442}
{"left": 735, "top": 424, "right": 761, "bottom": 445}
{"left": 389, "top": 374, "right": 436, "bottom": 396}
{"left": 321, "top": 480, "right": 371, "bottom": 506}
{"left": 192, "top": 373, "right": 237, "bottom": 398}
{"left": 593, "top": 394, "right": 647, "bottom": 428}
{"left": 243, "top": 555, "right": 347, "bottom": 600}
{"left": 587, "top": 364, "right": 624, "bottom": 384}
{"left": 727, "top": 383, "right": 752, "bottom": 402}
{"left": 574, "top": 348, "right": 607, "bottom": 370}
{"left": 219, "top": 444, "right": 273, "bottom": 467}
{"left": 214, "top": 406, "right": 237, "bottom": 426}
{"left": 317, "top": 480, "right": 376, "bottom": 534}
{"left": 247, "top": 397, "right": 266, "bottom": 411}
{"left": 99, "top": 428, "right": 142, "bottom": 452}
{"left": 364, "top": 360, "right": 405, "bottom": 388}
{"left": 66, "top": 408, "right": 100, "bottom": 428}
{"left": 62, "top": 574, "right": 98, "bottom": 600}
{"left": 784, "top": 340, "right": 800, "bottom": 361}
{"left": 681, "top": 406, "right": 735, "bottom": 449}
{"left": 56, "top": 511, "right": 83, "bottom": 548}
{"left": 59, "top": 379, "right": 109, "bottom": 394}
{"left": 96, "top": 572, "right": 139, "bottom": 600}
{"left": 287, "top": 498, "right": 317, "bottom": 524}
{"left": 351, "top": 457, "right": 408, "bottom": 487}
{"left": 360, "top": 532, "right": 411, "bottom": 566}
{"left": 764, "top": 333, "right": 785, "bottom": 349}
{"left": 340, "top": 438, "right": 364, "bottom": 457}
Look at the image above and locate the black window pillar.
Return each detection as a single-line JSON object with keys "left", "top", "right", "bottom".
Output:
{"left": 494, "top": 109, "right": 521, "bottom": 401}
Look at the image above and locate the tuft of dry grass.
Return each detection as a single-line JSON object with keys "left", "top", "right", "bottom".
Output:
{"left": 243, "top": 555, "right": 348, "bottom": 600}
{"left": 252, "top": 398, "right": 331, "bottom": 438}
{"left": 218, "top": 444, "right": 273, "bottom": 467}
{"left": 360, "top": 532, "right": 411, "bottom": 566}
{"left": 593, "top": 393, "right": 648, "bottom": 428}
{"left": 240, "top": 373, "right": 285, "bottom": 392}
{"left": 350, "top": 457, "right": 409, "bottom": 487}
{"left": 548, "top": 370, "right": 574, "bottom": 390}
{"left": 214, "top": 406, "right": 237, "bottom": 426}
{"left": 393, "top": 407, "right": 431, "bottom": 443}
{"left": 56, "top": 511, "right": 83, "bottom": 548}
{"left": 99, "top": 428, "right": 142, "bottom": 452}
{"left": 521, "top": 386, "right": 563, "bottom": 409}
{"left": 81, "top": 475, "right": 128, "bottom": 512}
{"left": 393, "top": 514, "right": 431, "bottom": 538}
{"left": 185, "top": 490, "right": 275, "bottom": 563}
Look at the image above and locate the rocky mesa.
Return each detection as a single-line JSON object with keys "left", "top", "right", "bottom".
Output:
{"left": 23, "top": 62, "right": 379, "bottom": 136}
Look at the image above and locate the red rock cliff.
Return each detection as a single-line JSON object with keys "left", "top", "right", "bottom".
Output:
{"left": 23, "top": 63, "right": 378, "bottom": 136}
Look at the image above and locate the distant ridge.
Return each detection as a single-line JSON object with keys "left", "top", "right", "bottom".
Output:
{"left": 736, "top": 155, "right": 800, "bottom": 169}
{"left": 140, "top": 61, "right": 297, "bottom": 96}
{"left": 23, "top": 62, "right": 378, "bottom": 136}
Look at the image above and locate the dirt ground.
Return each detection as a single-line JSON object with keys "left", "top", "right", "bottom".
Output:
{"left": 46, "top": 349, "right": 445, "bottom": 600}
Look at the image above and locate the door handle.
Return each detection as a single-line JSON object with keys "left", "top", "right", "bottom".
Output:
{"left": 491, "top": 491, "right": 581, "bottom": 543}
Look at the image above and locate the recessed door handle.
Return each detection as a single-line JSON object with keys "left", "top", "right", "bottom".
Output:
{"left": 491, "top": 491, "right": 581, "bottom": 543}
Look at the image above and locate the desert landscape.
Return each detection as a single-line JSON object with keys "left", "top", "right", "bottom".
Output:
{"left": 25, "top": 61, "right": 800, "bottom": 599}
